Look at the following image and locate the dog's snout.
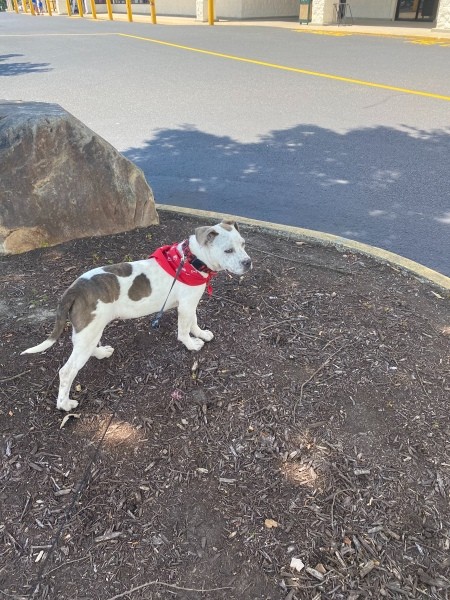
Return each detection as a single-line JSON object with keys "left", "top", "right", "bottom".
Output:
{"left": 242, "top": 258, "right": 252, "bottom": 271}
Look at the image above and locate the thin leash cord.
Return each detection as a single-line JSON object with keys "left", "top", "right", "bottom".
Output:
{"left": 28, "top": 402, "right": 121, "bottom": 599}
{"left": 151, "top": 257, "right": 185, "bottom": 329}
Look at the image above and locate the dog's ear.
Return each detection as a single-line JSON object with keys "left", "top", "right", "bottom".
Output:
{"left": 195, "top": 226, "right": 219, "bottom": 246}
{"left": 220, "top": 220, "right": 240, "bottom": 232}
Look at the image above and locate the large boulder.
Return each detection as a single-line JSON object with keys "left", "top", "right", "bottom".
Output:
{"left": 0, "top": 100, "right": 158, "bottom": 254}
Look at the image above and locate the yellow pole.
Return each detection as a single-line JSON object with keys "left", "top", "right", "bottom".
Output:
{"left": 208, "top": 0, "right": 214, "bottom": 25}
{"left": 150, "top": 0, "right": 156, "bottom": 24}
{"left": 45, "top": 0, "right": 52, "bottom": 15}
{"left": 76, "top": 0, "right": 83, "bottom": 16}
{"left": 125, "top": 0, "right": 132, "bottom": 21}
{"left": 12, "top": 0, "right": 19, "bottom": 12}
{"left": 105, "top": 0, "right": 113, "bottom": 20}
{"left": 23, "top": 0, "right": 29, "bottom": 12}
{"left": 65, "top": 0, "right": 71, "bottom": 14}
{"left": 29, "top": 0, "right": 36, "bottom": 15}
{"left": 89, "top": 0, "right": 96, "bottom": 18}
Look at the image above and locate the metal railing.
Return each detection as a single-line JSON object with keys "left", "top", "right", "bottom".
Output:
{"left": 333, "top": 2, "right": 354, "bottom": 25}
{"left": 9, "top": 0, "right": 216, "bottom": 25}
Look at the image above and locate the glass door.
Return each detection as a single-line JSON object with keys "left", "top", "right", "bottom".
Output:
{"left": 395, "top": 0, "right": 439, "bottom": 21}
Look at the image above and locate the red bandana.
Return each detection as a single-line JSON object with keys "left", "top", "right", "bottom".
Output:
{"left": 150, "top": 241, "right": 217, "bottom": 295}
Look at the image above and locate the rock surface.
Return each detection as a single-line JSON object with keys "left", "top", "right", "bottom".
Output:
{"left": 0, "top": 100, "right": 158, "bottom": 254}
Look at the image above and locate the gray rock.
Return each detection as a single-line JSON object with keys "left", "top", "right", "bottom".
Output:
{"left": 0, "top": 100, "right": 158, "bottom": 254}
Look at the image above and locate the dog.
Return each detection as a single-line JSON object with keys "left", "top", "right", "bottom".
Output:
{"left": 21, "top": 221, "right": 252, "bottom": 412}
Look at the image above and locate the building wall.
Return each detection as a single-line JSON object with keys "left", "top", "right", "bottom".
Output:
{"left": 41, "top": 0, "right": 450, "bottom": 30}
{"left": 349, "top": 0, "right": 397, "bottom": 20}
{"left": 436, "top": 0, "right": 450, "bottom": 28}
{"left": 239, "top": 0, "right": 298, "bottom": 18}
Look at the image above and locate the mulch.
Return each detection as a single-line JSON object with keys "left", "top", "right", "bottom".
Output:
{"left": 0, "top": 210, "right": 449, "bottom": 600}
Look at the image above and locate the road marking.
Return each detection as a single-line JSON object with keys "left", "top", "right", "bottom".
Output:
{"left": 408, "top": 38, "right": 450, "bottom": 46}
{"left": 295, "top": 30, "right": 352, "bottom": 36}
{"left": 295, "top": 29, "right": 450, "bottom": 45}
{"left": 118, "top": 33, "right": 450, "bottom": 102}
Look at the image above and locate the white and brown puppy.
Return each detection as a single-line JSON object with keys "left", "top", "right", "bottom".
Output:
{"left": 22, "top": 221, "right": 251, "bottom": 412}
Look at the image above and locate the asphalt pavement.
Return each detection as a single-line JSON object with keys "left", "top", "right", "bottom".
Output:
{"left": 1, "top": 13, "right": 449, "bottom": 275}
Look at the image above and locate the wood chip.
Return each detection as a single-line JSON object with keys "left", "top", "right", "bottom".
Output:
{"left": 305, "top": 566, "right": 325, "bottom": 581}
{"left": 264, "top": 518, "right": 278, "bottom": 529}
{"left": 290, "top": 557, "right": 305, "bottom": 572}
{"left": 359, "top": 559, "right": 379, "bottom": 578}
{"left": 94, "top": 531, "right": 122, "bottom": 543}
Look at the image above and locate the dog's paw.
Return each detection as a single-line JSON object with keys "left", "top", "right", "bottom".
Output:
{"left": 93, "top": 346, "right": 115, "bottom": 359}
{"left": 197, "top": 329, "right": 214, "bottom": 342}
{"left": 189, "top": 338, "right": 205, "bottom": 351}
{"left": 179, "top": 336, "right": 205, "bottom": 352}
{"left": 57, "top": 398, "right": 79, "bottom": 412}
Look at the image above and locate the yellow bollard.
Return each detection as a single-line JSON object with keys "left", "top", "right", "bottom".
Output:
{"left": 65, "top": 0, "right": 71, "bottom": 15}
{"left": 125, "top": 0, "right": 132, "bottom": 21}
{"left": 29, "top": 0, "right": 36, "bottom": 15}
{"left": 76, "top": 0, "right": 83, "bottom": 16}
{"left": 150, "top": 0, "right": 156, "bottom": 24}
{"left": 89, "top": 0, "right": 96, "bottom": 18}
{"left": 45, "top": 0, "right": 52, "bottom": 15}
{"left": 12, "top": 0, "right": 19, "bottom": 12}
{"left": 208, "top": 0, "right": 214, "bottom": 25}
{"left": 105, "top": 0, "right": 113, "bottom": 20}
{"left": 23, "top": 0, "right": 29, "bottom": 12}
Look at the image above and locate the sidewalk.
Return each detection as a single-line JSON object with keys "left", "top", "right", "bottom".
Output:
{"left": 91, "top": 12, "right": 450, "bottom": 40}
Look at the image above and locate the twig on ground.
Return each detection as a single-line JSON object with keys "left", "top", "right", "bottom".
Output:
{"left": 248, "top": 246, "right": 353, "bottom": 275}
{"left": 105, "top": 581, "right": 233, "bottom": 600}
{"left": 293, "top": 343, "right": 350, "bottom": 424}
{"left": 260, "top": 317, "right": 308, "bottom": 332}
{"left": 0, "top": 370, "right": 30, "bottom": 383}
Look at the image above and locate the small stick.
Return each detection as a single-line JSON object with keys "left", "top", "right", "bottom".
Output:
{"left": 0, "top": 370, "right": 30, "bottom": 383}
{"left": 293, "top": 343, "right": 349, "bottom": 424}
{"left": 105, "top": 581, "right": 233, "bottom": 600}
{"left": 260, "top": 317, "right": 308, "bottom": 332}
{"left": 249, "top": 246, "right": 352, "bottom": 275}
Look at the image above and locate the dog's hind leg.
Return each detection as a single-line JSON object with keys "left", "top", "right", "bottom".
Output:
{"left": 56, "top": 324, "right": 104, "bottom": 411}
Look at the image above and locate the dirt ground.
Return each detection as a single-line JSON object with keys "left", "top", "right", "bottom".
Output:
{"left": 0, "top": 211, "right": 449, "bottom": 600}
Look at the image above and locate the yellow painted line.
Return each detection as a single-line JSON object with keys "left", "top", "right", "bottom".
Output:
{"left": 295, "top": 28, "right": 450, "bottom": 42}
{"left": 118, "top": 33, "right": 450, "bottom": 101}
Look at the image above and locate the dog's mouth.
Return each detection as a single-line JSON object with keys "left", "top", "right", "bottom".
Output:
{"left": 227, "top": 261, "right": 252, "bottom": 275}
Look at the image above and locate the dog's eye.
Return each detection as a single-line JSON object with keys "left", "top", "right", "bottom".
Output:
{"left": 224, "top": 249, "right": 235, "bottom": 254}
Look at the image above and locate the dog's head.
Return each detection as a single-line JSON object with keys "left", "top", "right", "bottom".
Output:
{"left": 191, "top": 221, "right": 252, "bottom": 275}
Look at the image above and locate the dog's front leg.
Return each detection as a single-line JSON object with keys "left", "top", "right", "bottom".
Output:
{"left": 177, "top": 305, "right": 204, "bottom": 351}
{"left": 190, "top": 313, "right": 214, "bottom": 342}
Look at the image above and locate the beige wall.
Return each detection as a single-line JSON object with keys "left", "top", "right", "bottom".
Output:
{"left": 25, "top": 0, "right": 450, "bottom": 30}
{"left": 436, "top": 0, "right": 450, "bottom": 28}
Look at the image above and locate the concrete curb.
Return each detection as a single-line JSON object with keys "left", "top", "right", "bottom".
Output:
{"left": 156, "top": 204, "right": 450, "bottom": 293}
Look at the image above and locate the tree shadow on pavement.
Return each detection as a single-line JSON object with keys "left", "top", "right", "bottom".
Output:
{"left": 0, "top": 53, "right": 51, "bottom": 76}
{"left": 124, "top": 124, "right": 450, "bottom": 275}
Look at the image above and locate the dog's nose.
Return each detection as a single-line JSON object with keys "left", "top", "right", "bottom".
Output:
{"left": 242, "top": 258, "right": 252, "bottom": 271}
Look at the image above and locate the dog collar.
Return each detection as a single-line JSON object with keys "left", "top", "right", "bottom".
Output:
{"left": 150, "top": 241, "right": 217, "bottom": 295}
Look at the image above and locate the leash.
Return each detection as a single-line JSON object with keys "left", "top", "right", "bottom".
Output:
{"left": 151, "top": 255, "right": 185, "bottom": 329}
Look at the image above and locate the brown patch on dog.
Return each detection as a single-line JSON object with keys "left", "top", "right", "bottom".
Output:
{"left": 195, "top": 226, "right": 219, "bottom": 246}
{"left": 103, "top": 263, "right": 133, "bottom": 277}
{"left": 128, "top": 273, "right": 152, "bottom": 301}
{"left": 68, "top": 274, "right": 121, "bottom": 332}
{"left": 220, "top": 220, "right": 239, "bottom": 232}
{"left": 219, "top": 221, "right": 234, "bottom": 231}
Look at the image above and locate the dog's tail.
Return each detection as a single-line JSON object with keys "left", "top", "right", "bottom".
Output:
{"left": 21, "top": 288, "right": 76, "bottom": 355}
